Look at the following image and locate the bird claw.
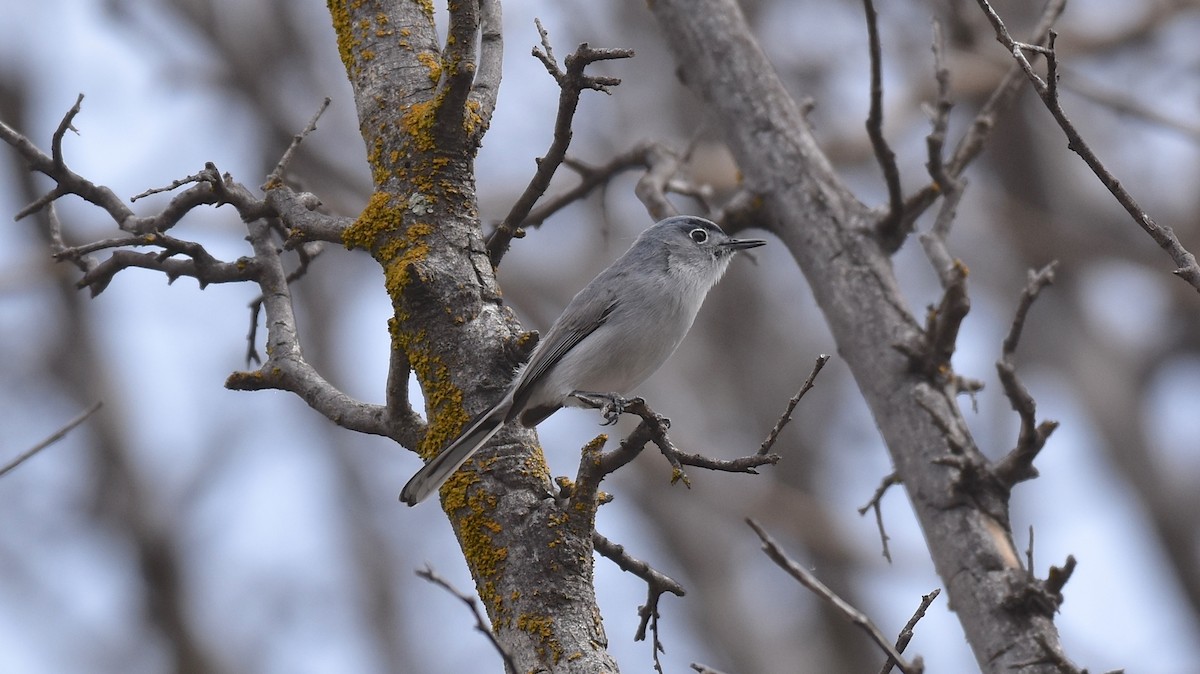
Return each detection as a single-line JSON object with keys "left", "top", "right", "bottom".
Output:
{"left": 571, "top": 391, "right": 630, "bottom": 425}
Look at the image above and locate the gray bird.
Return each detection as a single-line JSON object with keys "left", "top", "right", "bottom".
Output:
{"left": 400, "top": 215, "right": 765, "bottom": 505}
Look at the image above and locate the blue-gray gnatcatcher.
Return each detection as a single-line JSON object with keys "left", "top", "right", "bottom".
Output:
{"left": 400, "top": 215, "right": 765, "bottom": 505}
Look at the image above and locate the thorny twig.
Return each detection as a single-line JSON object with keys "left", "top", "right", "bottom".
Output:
{"left": 265, "top": 96, "right": 332, "bottom": 188}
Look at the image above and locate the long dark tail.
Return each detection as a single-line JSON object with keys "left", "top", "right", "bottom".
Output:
{"left": 399, "top": 402, "right": 508, "bottom": 506}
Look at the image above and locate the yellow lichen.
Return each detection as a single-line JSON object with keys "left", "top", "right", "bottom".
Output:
{"left": 417, "top": 51, "right": 443, "bottom": 86}
{"left": 400, "top": 97, "right": 441, "bottom": 154}
{"left": 517, "top": 613, "right": 563, "bottom": 664}
{"left": 444, "top": 478, "right": 510, "bottom": 625}
{"left": 327, "top": 0, "right": 365, "bottom": 80}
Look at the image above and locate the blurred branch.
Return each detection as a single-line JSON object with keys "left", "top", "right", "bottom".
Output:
{"left": 747, "top": 519, "right": 924, "bottom": 674}
{"left": 0, "top": 401, "right": 103, "bottom": 478}
{"left": 758, "top": 354, "right": 829, "bottom": 456}
{"left": 974, "top": 0, "right": 1200, "bottom": 291}
{"left": 861, "top": 0, "right": 905, "bottom": 250}
{"left": 416, "top": 565, "right": 516, "bottom": 673}
{"left": 487, "top": 20, "right": 634, "bottom": 266}
{"left": 524, "top": 140, "right": 688, "bottom": 233}
{"left": 993, "top": 263, "right": 1060, "bottom": 488}
{"left": 903, "top": 0, "right": 1067, "bottom": 222}
{"left": 858, "top": 471, "right": 901, "bottom": 563}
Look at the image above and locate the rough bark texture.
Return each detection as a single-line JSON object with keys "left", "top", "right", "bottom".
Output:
{"left": 645, "top": 0, "right": 1069, "bottom": 671}
{"left": 327, "top": 1, "right": 617, "bottom": 671}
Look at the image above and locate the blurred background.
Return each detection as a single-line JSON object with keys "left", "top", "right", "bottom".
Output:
{"left": 2, "top": 0, "right": 1199, "bottom": 672}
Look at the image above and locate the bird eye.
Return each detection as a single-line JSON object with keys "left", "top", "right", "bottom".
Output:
{"left": 689, "top": 228, "right": 709, "bottom": 244}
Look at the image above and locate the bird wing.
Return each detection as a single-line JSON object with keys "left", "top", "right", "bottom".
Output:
{"left": 508, "top": 297, "right": 618, "bottom": 418}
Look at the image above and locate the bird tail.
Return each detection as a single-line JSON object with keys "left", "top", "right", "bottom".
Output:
{"left": 399, "top": 401, "right": 509, "bottom": 506}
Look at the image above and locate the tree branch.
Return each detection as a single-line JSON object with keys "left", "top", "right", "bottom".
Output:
{"left": 861, "top": 0, "right": 905, "bottom": 249}
{"left": 858, "top": 471, "right": 901, "bottom": 564}
{"left": 434, "top": 0, "right": 480, "bottom": 144}
{"left": 879, "top": 589, "right": 940, "bottom": 674}
{"left": 758, "top": 354, "right": 829, "bottom": 456}
{"left": 992, "top": 262, "right": 1060, "bottom": 488}
{"left": 486, "top": 21, "right": 634, "bottom": 266}
{"left": 592, "top": 531, "right": 686, "bottom": 674}
{"left": 0, "top": 401, "right": 103, "bottom": 478}
{"left": 903, "top": 0, "right": 1068, "bottom": 223}
{"left": 416, "top": 565, "right": 516, "bottom": 673}
{"left": 469, "top": 0, "right": 503, "bottom": 142}
{"left": 747, "top": 519, "right": 924, "bottom": 674}
{"left": 974, "top": 0, "right": 1200, "bottom": 291}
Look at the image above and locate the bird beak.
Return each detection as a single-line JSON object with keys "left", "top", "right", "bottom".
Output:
{"left": 719, "top": 237, "right": 767, "bottom": 251}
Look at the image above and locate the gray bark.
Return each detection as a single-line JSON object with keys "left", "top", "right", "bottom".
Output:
{"left": 645, "top": 0, "right": 1072, "bottom": 671}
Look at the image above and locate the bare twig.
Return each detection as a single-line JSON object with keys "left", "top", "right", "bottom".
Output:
{"left": 879, "top": 589, "right": 940, "bottom": 674}
{"left": 265, "top": 97, "right": 331, "bottom": 187}
{"left": 919, "top": 19, "right": 966, "bottom": 270}
{"left": 1026, "top": 525, "right": 1036, "bottom": 572}
{"left": 858, "top": 471, "right": 901, "bottom": 563}
{"left": 974, "top": 0, "right": 1200, "bottom": 291}
{"left": 131, "top": 170, "right": 208, "bottom": 202}
{"left": 758, "top": 354, "right": 829, "bottom": 455}
{"left": 522, "top": 140, "right": 689, "bottom": 233}
{"left": 593, "top": 531, "right": 685, "bottom": 673}
{"left": 902, "top": 0, "right": 1068, "bottom": 224}
{"left": 747, "top": 519, "right": 923, "bottom": 674}
{"left": 1044, "top": 555, "right": 1077, "bottom": 598}
{"left": 0, "top": 402, "right": 103, "bottom": 478}
{"left": 861, "top": 0, "right": 905, "bottom": 249}
{"left": 690, "top": 664, "right": 732, "bottom": 674}
{"left": 993, "top": 262, "right": 1059, "bottom": 487}
{"left": 487, "top": 21, "right": 634, "bottom": 266}
{"left": 416, "top": 565, "right": 516, "bottom": 673}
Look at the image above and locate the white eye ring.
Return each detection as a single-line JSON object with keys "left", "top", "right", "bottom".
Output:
{"left": 689, "top": 228, "right": 709, "bottom": 244}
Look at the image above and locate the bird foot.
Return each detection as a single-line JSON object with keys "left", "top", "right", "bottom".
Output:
{"left": 571, "top": 392, "right": 640, "bottom": 426}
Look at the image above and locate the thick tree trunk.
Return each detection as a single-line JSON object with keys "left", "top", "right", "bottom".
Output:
{"left": 326, "top": 2, "right": 618, "bottom": 671}
{"left": 645, "top": 0, "right": 1072, "bottom": 671}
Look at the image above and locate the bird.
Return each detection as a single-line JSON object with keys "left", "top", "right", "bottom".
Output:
{"left": 400, "top": 215, "right": 765, "bottom": 505}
